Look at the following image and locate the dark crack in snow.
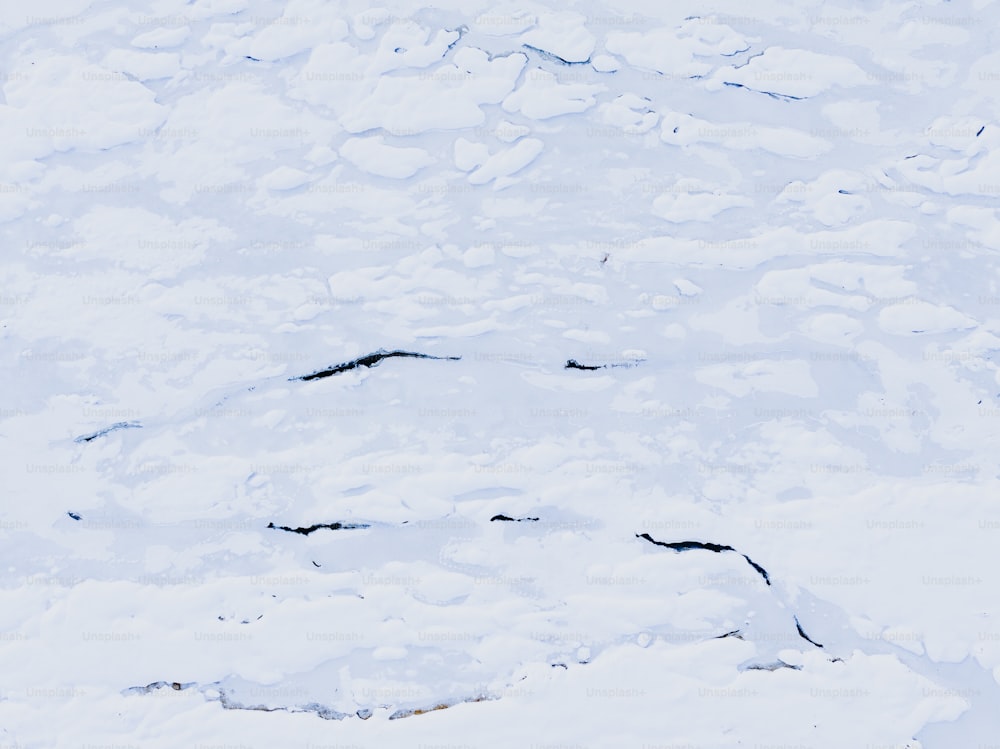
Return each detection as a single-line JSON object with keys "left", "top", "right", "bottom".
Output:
{"left": 267, "top": 521, "right": 370, "bottom": 535}
{"left": 290, "top": 349, "right": 461, "bottom": 382}
{"left": 636, "top": 532, "right": 771, "bottom": 586}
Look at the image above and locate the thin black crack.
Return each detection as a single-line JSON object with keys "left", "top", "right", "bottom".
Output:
{"left": 741, "top": 554, "right": 771, "bottom": 585}
{"left": 636, "top": 533, "right": 734, "bottom": 553}
{"left": 722, "top": 81, "right": 806, "bottom": 101}
{"left": 521, "top": 45, "right": 591, "bottom": 66}
{"left": 636, "top": 533, "right": 771, "bottom": 586}
{"left": 490, "top": 514, "right": 539, "bottom": 522}
{"left": 794, "top": 616, "right": 823, "bottom": 648}
{"left": 714, "top": 629, "right": 744, "bottom": 640}
{"left": 74, "top": 421, "right": 142, "bottom": 443}
{"left": 67, "top": 512, "right": 81, "bottom": 521}
{"left": 267, "top": 521, "right": 370, "bottom": 535}
{"left": 290, "top": 349, "right": 461, "bottom": 382}
{"left": 977, "top": 125, "right": 985, "bottom": 136}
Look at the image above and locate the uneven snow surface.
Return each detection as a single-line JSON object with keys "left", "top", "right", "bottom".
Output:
{"left": 3, "top": 2, "right": 1000, "bottom": 747}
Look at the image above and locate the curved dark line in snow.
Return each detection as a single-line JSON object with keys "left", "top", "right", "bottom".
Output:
{"left": 636, "top": 532, "right": 771, "bottom": 585}
{"left": 521, "top": 44, "right": 591, "bottom": 66}
{"left": 794, "top": 616, "right": 824, "bottom": 648}
{"left": 722, "top": 81, "right": 806, "bottom": 101}
{"left": 291, "top": 349, "right": 461, "bottom": 381}
{"left": 741, "top": 554, "right": 772, "bottom": 585}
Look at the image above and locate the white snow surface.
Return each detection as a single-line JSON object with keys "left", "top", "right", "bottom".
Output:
{"left": 3, "top": 1, "right": 1000, "bottom": 747}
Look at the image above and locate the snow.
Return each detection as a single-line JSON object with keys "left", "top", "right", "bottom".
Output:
{"left": 518, "top": 11, "right": 596, "bottom": 63}
{"left": 501, "top": 68, "right": 604, "bottom": 120}
{"left": 467, "top": 138, "right": 544, "bottom": 185}
{"left": 709, "top": 47, "right": 870, "bottom": 98}
{"left": 4, "top": 1, "right": 1000, "bottom": 747}
{"left": 339, "top": 137, "right": 435, "bottom": 179}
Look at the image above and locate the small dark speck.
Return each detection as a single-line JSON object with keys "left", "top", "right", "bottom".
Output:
{"left": 394, "top": 47, "right": 406, "bottom": 53}
{"left": 312, "top": 560, "right": 321, "bottom": 567}
{"left": 67, "top": 512, "right": 81, "bottom": 521}
{"left": 838, "top": 189, "right": 850, "bottom": 194}
{"left": 977, "top": 126, "right": 985, "bottom": 136}
{"left": 978, "top": 400, "right": 982, "bottom": 405}
{"left": 673, "top": 127, "right": 679, "bottom": 133}
{"left": 218, "top": 615, "right": 224, "bottom": 621}
{"left": 245, "top": 56, "right": 260, "bottom": 62}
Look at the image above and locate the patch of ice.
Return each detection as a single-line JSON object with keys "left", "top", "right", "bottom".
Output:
{"left": 102, "top": 49, "right": 181, "bottom": 81}
{"left": 339, "top": 137, "right": 434, "bottom": 179}
{"left": 454, "top": 138, "right": 490, "bottom": 171}
{"left": 709, "top": 47, "right": 869, "bottom": 98}
{"left": 502, "top": 69, "right": 604, "bottom": 119}
{"left": 591, "top": 54, "right": 619, "bottom": 73}
{"left": 653, "top": 191, "right": 753, "bottom": 222}
{"left": 660, "top": 111, "right": 831, "bottom": 159}
{"left": 467, "top": 138, "right": 544, "bottom": 185}
{"left": 518, "top": 11, "right": 595, "bottom": 63}
{"left": 340, "top": 48, "right": 527, "bottom": 134}
{"left": 878, "top": 302, "right": 977, "bottom": 336}
{"left": 130, "top": 26, "right": 191, "bottom": 49}
{"left": 261, "top": 167, "right": 311, "bottom": 191}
